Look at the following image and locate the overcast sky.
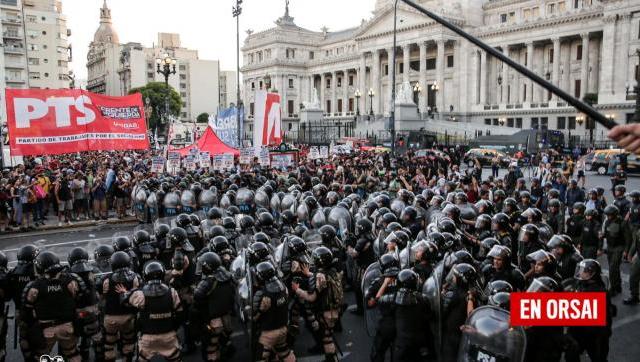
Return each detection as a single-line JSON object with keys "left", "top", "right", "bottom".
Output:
{"left": 66, "top": 0, "right": 376, "bottom": 80}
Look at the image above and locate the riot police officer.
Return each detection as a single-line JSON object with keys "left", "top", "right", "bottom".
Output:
{"left": 0, "top": 252, "right": 9, "bottom": 362}
{"left": 8, "top": 244, "right": 41, "bottom": 362}
{"left": 133, "top": 229, "right": 159, "bottom": 269}
{"left": 483, "top": 245, "right": 526, "bottom": 291}
{"left": 566, "top": 202, "right": 586, "bottom": 249}
{"left": 582, "top": 209, "right": 603, "bottom": 260}
{"left": 193, "top": 252, "right": 235, "bottom": 361}
{"left": 411, "top": 240, "right": 438, "bottom": 283}
{"left": 22, "top": 251, "right": 84, "bottom": 362}
{"left": 625, "top": 190, "right": 640, "bottom": 305}
{"left": 547, "top": 235, "right": 583, "bottom": 282}
{"left": 100, "top": 251, "right": 141, "bottom": 362}
{"left": 524, "top": 276, "right": 564, "bottom": 362}
{"left": 566, "top": 259, "right": 613, "bottom": 362}
{"left": 167, "top": 226, "right": 197, "bottom": 353}
{"left": 603, "top": 205, "right": 629, "bottom": 295}
{"left": 293, "top": 247, "right": 343, "bottom": 362}
{"left": 93, "top": 244, "right": 114, "bottom": 273}
{"left": 491, "top": 213, "right": 516, "bottom": 263}
{"left": 517, "top": 224, "right": 546, "bottom": 273}
{"left": 348, "top": 218, "right": 376, "bottom": 315}
{"left": 365, "top": 253, "right": 400, "bottom": 362}
{"left": 252, "top": 262, "right": 296, "bottom": 362}
{"left": 378, "top": 269, "right": 428, "bottom": 362}
{"left": 68, "top": 247, "right": 102, "bottom": 361}
{"left": 546, "top": 199, "right": 564, "bottom": 234}
{"left": 442, "top": 263, "right": 479, "bottom": 361}
{"left": 613, "top": 185, "right": 631, "bottom": 217}
{"left": 121, "top": 261, "right": 182, "bottom": 361}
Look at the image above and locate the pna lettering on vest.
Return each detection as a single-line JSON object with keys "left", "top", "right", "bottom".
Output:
{"left": 510, "top": 292, "right": 607, "bottom": 326}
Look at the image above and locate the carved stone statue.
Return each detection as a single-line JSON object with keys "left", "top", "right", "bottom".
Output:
{"left": 302, "top": 88, "right": 321, "bottom": 110}
{"left": 395, "top": 82, "right": 415, "bottom": 105}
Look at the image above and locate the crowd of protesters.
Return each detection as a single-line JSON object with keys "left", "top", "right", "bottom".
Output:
{"left": 0, "top": 144, "right": 628, "bottom": 234}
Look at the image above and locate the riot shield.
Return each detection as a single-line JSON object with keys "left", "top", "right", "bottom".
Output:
{"left": 538, "top": 223, "right": 553, "bottom": 243}
{"left": 133, "top": 186, "right": 148, "bottom": 223}
{"left": 310, "top": 208, "right": 327, "bottom": 229}
{"left": 255, "top": 190, "right": 270, "bottom": 210}
{"left": 328, "top": 206, "right": 352, "bottom": 241}
{"left": 297, "top": 203, "right": 310, "bottom": 223}
{"left": 302, "top": 230, "right": 323, "bottom": 250}
{"left": 390, "top": 199, "right": 406, "bottom": 217}
{"left": 163, "top": 191, "right": 180, "bottom": 217}
{"left": 198, "top": 189, "right": 217, "bottom": 212}
{"left": 235, "top": 249, "right": 257, "bottom": 361}
{"left": 230, "top": 252, "right": 246, "bottom": 281}
{"left": 458, "top": 306, "right": 526, "bottom": 362}
{"left": 146, "top": 192, "right": 159, "bottom": 223}
{"left": 220, "top": 194, "right": 232, "bottom": 210}
{"left": 236, "top": 188, "right": 256, "bottom": 214}
{"left": 270, "top": 194, "right": 281, "bottom": 214}
{"left": 361, "top": 261, "right": 382, "bottom": 337}
{"left": 423, "top": 261, "right": 444, "bottom": 359}
{"left": 281, "top": 194, "right": 296, "bottom": 213}
{"left": 180, "top": 190, "right": 197, "bottom": 213}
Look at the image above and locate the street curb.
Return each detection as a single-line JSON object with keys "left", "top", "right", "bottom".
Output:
{"left": 0, "top": 217, "right": 138, "bottom": 240}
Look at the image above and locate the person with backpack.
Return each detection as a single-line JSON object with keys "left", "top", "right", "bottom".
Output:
{"left": 55, "top": 172, "right": 73, "bottom": 227}
{"left": 292, "top": 246, "right": 343, "bottom": 362}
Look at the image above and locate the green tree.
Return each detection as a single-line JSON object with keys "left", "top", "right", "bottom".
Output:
{"left": 129, "top": 82, "right": 182, "bottom": 130}
{"left": 197, "top": 112, "right": 210, "bottom": 123}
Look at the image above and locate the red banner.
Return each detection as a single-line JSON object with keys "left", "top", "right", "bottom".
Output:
{"left": 5, "top": 89, "right": 150, "bottom": 156}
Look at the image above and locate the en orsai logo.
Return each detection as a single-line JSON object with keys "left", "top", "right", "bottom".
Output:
{"left": 510, "top": 292, "right": 607, "bottom": 326}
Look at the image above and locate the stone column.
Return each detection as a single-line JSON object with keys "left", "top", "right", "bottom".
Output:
{"left": 320, "top": 73, "right": 326, "bottom": 113}
{"left": 403, "top": 44, "right": 411, "bottom": 84}
{"left": 373, "top": 50, "right": 380, "bottom": 114}
{"left": 436, "top": 39, "right": 445, "bottom": 112}
{"left": 580, "top": 34, "right": 589, "bottom": 99}
{"left": 600, "top": 15, "right": 617, "bottom": 100}
{"left": 343, "top": 69, "right": 350, "bottom": 115}
{"left": 618, "top": 14, "right": 631, "bottom": 96}
{"left": 387, "top": 47, "right": 394, "bottom": 114}
{"left": 359, "top": 53, "right": 367, "bottom": 113}
{"left": 419, "top": 42, "right": 427, "bottom": 111}
{"left": 331, "top": 71, "right": 337, "bottom": 116}
{"left": 526, "top": 42, "right": 534, "bottom": 103}
{"left": 502, "top": 45, "right": 509, "bottom": 104}
{"left": 281, "top": 74, "right": 288, "bottom": 117}
{"left": 480, "top": 51, "right": 487, "bottom": 105}
{"left": 515, "top": 49, "right": 522, "bottom": 103}
{"left": 552, "top": 37, "right": 560, "bottom": 102}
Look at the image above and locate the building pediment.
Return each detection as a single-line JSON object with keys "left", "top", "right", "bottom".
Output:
{"left": 354, "top": 3, "right": 462, "bottom": 42}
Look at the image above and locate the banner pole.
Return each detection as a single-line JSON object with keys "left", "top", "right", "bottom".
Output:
{"left": 400, "top": 0, "right": 617, "bottom": 130}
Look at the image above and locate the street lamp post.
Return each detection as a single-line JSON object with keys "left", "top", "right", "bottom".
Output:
{"left": 390, "top": 0, "right": 399, "bottom": 155}
{"left": 431, "top": 81, "right": 440, "bottom": 114}
{"left": 233, "top": 0, "right": 243, "bottom": 147}
{"left": 355, "top": 89, "right": 361, "bottom": 116}
{"left": 576, "top": 115, "right": 585, "bottom": 145}
{"left": 368, "top": 88, "right": 375, "bottom": 116}
{"left": 156, "top": 53, "right": 176, "bottom": 141}
{"left": 413, "top": 83, "right": 423, "bottom": 115}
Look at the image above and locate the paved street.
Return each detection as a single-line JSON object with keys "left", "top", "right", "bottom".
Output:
{"left": 0, "top": 171, "right": 638, "bottom": 361}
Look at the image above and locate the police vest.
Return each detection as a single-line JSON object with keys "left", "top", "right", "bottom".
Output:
{"left": 207, "top": 277, "right": 235, "bottom": 319}
{"left": 105, "top": 270, "right": 137, "bottom": 315}
{"left": 76, "top": 271, "right": 98, "bottom": 308}
{"left": 32, "top": 277, "right": 75, "bottom": 322}
{"left": 630, "top": 203, "right": 640, "bottom": 226}
{"left": 139, "top": 283, "right": 175, "bottom": 335}
{"left": 9, "top": 263, "right": 36, "bottom": 308}
{"left": 259, "top": 280, "right": 288, "bottom": 331}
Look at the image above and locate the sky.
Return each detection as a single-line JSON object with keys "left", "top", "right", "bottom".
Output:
{"left": 65, "top": 0, "right": 377, "bottom": 80}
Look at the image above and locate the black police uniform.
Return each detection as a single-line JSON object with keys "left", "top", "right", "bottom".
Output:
{"left": 378, "top": 287, "right": 429, "bottom": 362}
{"left": 366, "top": 277, "right": 398, "bottom": 362}
{"left": 252, "top": 277, "right": 294, "bottom": 361}
{"left": 8, "top": 261, "right": 41, "bottom": 362}
{"left": 193, "top": 269, "right": 235, "bottom": 361}
{"left": 102, "top": 268, "right": 140, "bottom": 361}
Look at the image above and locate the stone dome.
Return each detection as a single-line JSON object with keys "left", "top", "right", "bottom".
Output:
{"left": 93, "top": 0, "right": 119, "bottom": 44}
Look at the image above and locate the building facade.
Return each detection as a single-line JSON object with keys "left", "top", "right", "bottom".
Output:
{"left": 219, "top": 70, "right": 238, "bottom": 109}
{"left": 1, "top": 0, "right": 71, "bottom": 123}
{"left": 241, "top": 0, "right": 640, "bottom": 143}
{"left": 86, "top": 1, "right": 235, "bottom": 122}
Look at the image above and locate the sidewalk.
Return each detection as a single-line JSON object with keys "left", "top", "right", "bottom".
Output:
{"left": 1, "top": 212, "right": 137, "bottom": 236}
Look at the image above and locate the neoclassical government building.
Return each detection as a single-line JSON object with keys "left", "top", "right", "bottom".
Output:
{"left": 241, "top": 0, "right": 640, "bottom": 142}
